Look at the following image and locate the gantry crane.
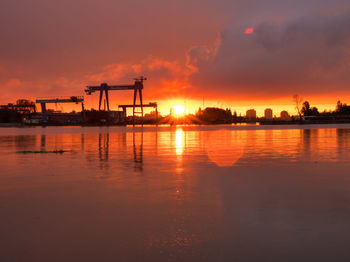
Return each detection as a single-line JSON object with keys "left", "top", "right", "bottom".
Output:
{"left": 36, "top": 96, "right": 85, "bottom": 123}
{"left": 85, "top": 77, "right": 146, "bottom": 121}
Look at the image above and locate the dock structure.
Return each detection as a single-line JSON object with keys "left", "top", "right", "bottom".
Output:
{"left": 118, "top": 102, "right": 158, "bottom": 122}
{"left": 85, "top": 76, "right": 146, "bottom": 123}
{"left": 36, "top": 96, "right": 85, "bottom": 123}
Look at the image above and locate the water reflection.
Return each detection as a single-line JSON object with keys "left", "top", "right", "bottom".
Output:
{"left": 98, "top": 133, "right": 109, "bottom": 170}
{"left": 2, "top": 126, "right": 350, "bottom": 261}
{"left": 133, "top": 131, "right": 143, "bottom": 171}
{"left": 40, "top": 134, "right": 46, "bottom": 151}
{"left": 4, "top": 127, "right": 350, "bottom": 170}
{"left": 81, "top": 134, "right": 85, "bottom": 152}
{"left": 174, "top": 129, "right": 184, "bottom": 174}
{"left": 302, "top": 129, "right": 312, "bottom": 160}
{"left": 336, "top": 128, "right": 350, "bottom": 160}
{"left": 14, "top": 135, "right": 36, "bottom": 150}
{"left": 205, "top": 130, "right": 244, "bottom": 167}
{"left": 4, "top": 126, "right": 350, "bottom": 170}
{"left": 175, "top": 129, "right": 183, "bottom": 155}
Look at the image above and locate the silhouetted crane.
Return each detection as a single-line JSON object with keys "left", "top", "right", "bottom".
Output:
{"left": 36, "top": 96, "right": 85, "bottom": 123}
{"left": 85, "top": 77, "right": 146, "bottom": 122}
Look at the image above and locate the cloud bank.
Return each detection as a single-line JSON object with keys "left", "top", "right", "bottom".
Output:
{"left": 188, "top": 12, "right": 350, "bottom": 98}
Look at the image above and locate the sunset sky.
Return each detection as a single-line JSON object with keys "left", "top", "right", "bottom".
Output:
{"left": 1, "top": 0, "right": 350, "bottom": 116}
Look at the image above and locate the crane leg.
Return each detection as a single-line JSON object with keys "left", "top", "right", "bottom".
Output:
{"left": 123, "top": 107, "right": 127, "bottom": 119}
{"left": 139, "top": 89, "right": 143, "bottom": 124}
{"left": 99, "top": 89, "right": 103, "bottom": 111}
{"left": 156, "top": 105, "right": 158, "bottom": 124}
{"left": 105, "top": 89, "right": 110, "bottom": 111}
{"left": 41, "top": 103, "right": 47, "bottom": 123}
{"left": 81, "top": 102, "right": 85, "bottom": 123}
{"left": 133, "top": 89, "right": 137, "bottom": 124}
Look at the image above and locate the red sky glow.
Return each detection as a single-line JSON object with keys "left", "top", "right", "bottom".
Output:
{"left": 1, "top": 0, "right": 350, "bottom": 114}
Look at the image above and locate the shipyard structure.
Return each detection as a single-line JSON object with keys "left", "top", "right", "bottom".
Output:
{"left": 0, "top": 77, "right": 159, "bottom": 126}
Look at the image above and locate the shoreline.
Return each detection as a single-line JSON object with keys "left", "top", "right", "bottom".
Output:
{"left": 1, "top": 123, "right": 350, "bottom": 136}
{"left": 2, "top": 120, "right": 350, "bottom": 128}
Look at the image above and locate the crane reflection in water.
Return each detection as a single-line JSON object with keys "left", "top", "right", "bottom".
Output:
{"left": 96, "top": 130, "right": 144, "bottom": 172}
{"left": 133, "top": 130, "right": 143, "bottom": 172}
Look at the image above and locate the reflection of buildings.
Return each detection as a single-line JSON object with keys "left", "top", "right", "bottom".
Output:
{"left": 264, "top": 108, "right": 273, "bottom": 119}
{"left": 246, "top": 109, "right": 256, "bottom": 119}
{"left": 336, "top": 129, "right": 350, "bottom": 160}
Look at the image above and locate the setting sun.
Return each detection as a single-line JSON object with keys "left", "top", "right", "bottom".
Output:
{"left": 173, "top": 105, "right": 185, "bottom": 115}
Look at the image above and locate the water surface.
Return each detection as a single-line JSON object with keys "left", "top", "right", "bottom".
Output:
{"left": 1, "top": 125, "right": 350, "bottom": 262}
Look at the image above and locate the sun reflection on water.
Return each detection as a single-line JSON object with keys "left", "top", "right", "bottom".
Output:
{"left": 175, "top": 129, "right": 183, "bottom": 155}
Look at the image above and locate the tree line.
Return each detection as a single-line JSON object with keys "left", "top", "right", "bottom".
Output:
{"left": 300, "top": 100, "right": 350, "bottom": 116}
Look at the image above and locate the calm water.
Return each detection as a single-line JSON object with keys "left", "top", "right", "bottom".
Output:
{"left": 1, "top": 125, "right": 350, "bottom": 262}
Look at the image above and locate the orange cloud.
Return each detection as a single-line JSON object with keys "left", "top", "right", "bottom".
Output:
{"left": 85, "top": 57, "right": 193, "bottom": 100}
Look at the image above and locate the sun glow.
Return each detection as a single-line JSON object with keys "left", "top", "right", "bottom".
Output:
{"left": 173, "top": 105, "right": 185, "bottom": 116}
{"left": 245, "top": 27, "right": 254, "bottom": 34}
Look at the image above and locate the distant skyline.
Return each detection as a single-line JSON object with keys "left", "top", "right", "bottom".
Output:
{"left": 1, "top": 0, "right": 350, "bottom": 114}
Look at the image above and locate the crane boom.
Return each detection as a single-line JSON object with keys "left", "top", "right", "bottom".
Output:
{"left": 85, "top": 85, "right": 137, "bottom": 92}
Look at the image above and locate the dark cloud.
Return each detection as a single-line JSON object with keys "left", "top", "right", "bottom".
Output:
{"left": 223, "top": 0, "right": 350, "bottom": 25}
{"left": 188, "top": 12, "right": 350, "bottom": 97}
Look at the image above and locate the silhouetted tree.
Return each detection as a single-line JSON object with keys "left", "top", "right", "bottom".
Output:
{"left": 302, "top": 101, "right": 311, "bottom": 115}
{"left": 335, "top": 100, "right": 350, "bottom": 115}
{"left": 311, "top": 107, "right": 319, "bottom": 115}
{"left": 302, "top": 101, "right": 319, "bottom": 116}
{"left": 293, "top": 94, "right": 303, "bottom": 120}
